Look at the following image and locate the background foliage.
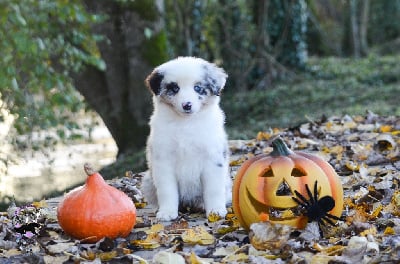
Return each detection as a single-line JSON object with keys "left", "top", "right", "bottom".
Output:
{"left": 0, "top": 0, "right": 104, "bottom": 149}
{"left": 0, "top": 0, "right": 399, "bottom": 166}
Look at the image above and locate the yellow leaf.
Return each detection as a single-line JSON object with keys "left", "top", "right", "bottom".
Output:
{"left": 360, "top": 226, "right": 377, "bottom": 236}
{"left": 32, "top": 200, "right": 48, "bottom": 208}
{"left": 81, "top": 250, "right": 96, "bottom": 261}
{"left": 135, "top": 241, "right": 161, "bottom": 249}
{"left": 190, "top": 252, "right": 203, "bottom": 264}
{"left": 369, "top": 204, "right": 383, "bottom": 219}
{"left": 122, "top": 248, "right": 131, "bottom": 254}
{"left": 225, "top": 212, "right": 236, "bottom": 220}
{"left": 391, "top": 130, "right": 400, "bottom": 136}
{"left": 148, "top": 223, "right": 164, "bottom": 233}
{"left": 98, "top": 251, "right": 118, "bottom": 262}
{"left": 330, "top": 145, "right": 344, "bottom": 154}
{"left": 323, "top": 245, "right": 345, "bottom": 256}
{"left": 272, "top": 128, "right": 281, "bottom": 134}
{"left": 345, "top": 161, "right": 359, "bottom": 171}
{"left": 216, "top": 225, "right": 239, "bottom": 235}
{"left": 133, "top": 231, "right": 162, "bottom": 249}
{"left": 380, "top": 125, "right": 392, "bottom": 133}
{"left": 384, "top": 226, "right": 395, "bottom": 235}
{"left": 182, "top": 226, "right": 215, "bottom": 245}
{"left": 256, "top": 131, "right": 272, "bottom": 141}
{"left": 208, "top": 212, "right": 223, "bottom": 222}
{"left": 392, "top": 191, "right": 400, "bottom": 207}
{"left": 230, "top": 157, "right": 247, "bottom": 166}
{"left": 134, "top": 202, "right": 147, "bottom": 209}
{"left": 134, "top": 224, "right": 165, "bottom": 249}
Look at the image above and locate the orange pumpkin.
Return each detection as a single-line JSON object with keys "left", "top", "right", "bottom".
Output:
{"left": 232, "top": 137, "right": 343, "bottom": 230}
{"left": 57, "top": 164, "right": 136, "bottom": 242}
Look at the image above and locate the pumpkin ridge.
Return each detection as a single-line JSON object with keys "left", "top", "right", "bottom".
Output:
{"left": 232, "top": 154, "right": 268, "bottom": 228}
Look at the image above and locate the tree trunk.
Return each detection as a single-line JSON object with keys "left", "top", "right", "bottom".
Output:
{"left": 73, "top": 0, "right": 167, "bottom": 156}
{"left": 350, "top": 0, "right": 361, "bottom": 57}
{"left": 359, "top": 0, "right": 370, "bottom": 56}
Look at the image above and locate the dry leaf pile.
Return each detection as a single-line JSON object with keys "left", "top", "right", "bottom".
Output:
{"left": 0, "top": 112, "right": 399, "bottom": 263}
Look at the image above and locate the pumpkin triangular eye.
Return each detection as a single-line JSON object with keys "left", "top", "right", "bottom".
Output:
{"left": 291, "top": 167, "right": 307, "bottom": 177}
{"left": 276, "top": 180, "right": 292, "bottom": 196}
{"left": 260, "top": 167, "right": 274, "bottom": 177}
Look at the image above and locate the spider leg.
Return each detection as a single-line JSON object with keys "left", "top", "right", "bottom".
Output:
{"left": 292, "top": 190, "right": 311, "bottom": 206}
{"left": 305, "top": 183, "right": 315, "bottom": 204}
{"left": 317, "top": 221, "right": 324, "bottom": 237}
{"left": 325, "top": 213, "right": 342, "bottom": 221}
{"left": 292, "top": 196, "right": 306, "bottom": 207}
{"left": 321, "top": 211, "right": 344, "bottom": 226}
{"left": 321, "top": 216, "right": 336, "bottom": 226}
{"left": 313, "top": 181, "right": 319, "bottom": 202}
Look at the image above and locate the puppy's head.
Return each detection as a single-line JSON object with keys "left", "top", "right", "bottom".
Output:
{"left": 145, "top": 57, "right": 227, "bottom": 115}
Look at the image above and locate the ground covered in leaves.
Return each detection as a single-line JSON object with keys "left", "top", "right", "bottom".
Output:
{"left": 1, "top": 113, "right": 399, "bottom": 263}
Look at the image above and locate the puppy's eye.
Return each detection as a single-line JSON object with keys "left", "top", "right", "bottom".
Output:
{"left": 194, "top": 85, "right": 207, "bottom": 95}
{"left": 166, "top": 83, "right": 179, "bottom": 94}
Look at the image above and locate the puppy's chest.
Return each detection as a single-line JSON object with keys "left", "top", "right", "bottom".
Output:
{"left": 172, "top": 134, "right": 211, "bottom": 159}
{"left": 163, "top": 127, "right": 219, "bottom": 168}
{"left": 158, "top": 121, "right": 222, "bottom": 151}
{"left": 151, "top": 112, "right": 226, "bottom": 162}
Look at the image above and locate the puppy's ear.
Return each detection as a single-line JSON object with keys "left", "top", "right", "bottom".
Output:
{"left": 145, "top": 70, "right": 164, "bottom": 95}
{"left": 204, "top": 63, "right": 228, "bottom": 96}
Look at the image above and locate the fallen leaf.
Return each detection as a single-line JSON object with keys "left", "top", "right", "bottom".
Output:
{"left": 221, "top": 252, "right": 249, "bottom": 263}
{"left": 46, "top": 242, "right": 75, "bottom": 254}
{"left": 380, "top": 125, "right": 392, "bottom": 133}
{"left": 152, "top": 251, "right": 185, "bottom": 264}
{"left": 181, "top": 226, "right": 214, "bottom": 245}
{"left": 31, "top": 200, "right": 49, "bottom": 208}
{"left": 248, "top": 222, "right": 292, "bottom": 251}
{"left": 299, "top": 222, "right": 321, "bottom": 242}
{"left": 98, "top": 250, "right": 118, "bottom": 262}
{"left": 207, "top": 212, "right": 223, "bottom": 222}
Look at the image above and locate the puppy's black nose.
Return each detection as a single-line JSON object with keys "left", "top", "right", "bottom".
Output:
{"left": 182, "top": 102, "right": 192, "bottom": 111}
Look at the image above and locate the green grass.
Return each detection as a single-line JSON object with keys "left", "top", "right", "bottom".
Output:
{"left": 222, "top": 54, "right": 400, "bottom": 139}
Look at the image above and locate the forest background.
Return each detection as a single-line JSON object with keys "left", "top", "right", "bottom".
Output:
{"left": 0, "top": 0, "right": 399, "bottom": 207}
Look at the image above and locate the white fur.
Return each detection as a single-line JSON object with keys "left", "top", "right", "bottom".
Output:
{"left": 143, "top": 57, "right": 231, "bottom": 221}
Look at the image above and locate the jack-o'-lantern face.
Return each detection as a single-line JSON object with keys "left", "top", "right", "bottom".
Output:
{"left": 232, "top": 137, "right": 343, "bottom": 230}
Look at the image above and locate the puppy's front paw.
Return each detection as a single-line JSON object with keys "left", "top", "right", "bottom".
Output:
{"left": 156, "top": 209, "right": 178, "bottom": 221}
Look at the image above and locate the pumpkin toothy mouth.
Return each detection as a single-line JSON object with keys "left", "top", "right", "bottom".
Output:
{"left": 246, "top": 188, "right": 304, "bottom": 221}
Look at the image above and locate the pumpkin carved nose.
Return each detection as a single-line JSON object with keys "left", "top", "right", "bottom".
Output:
{"left": 276, "top": 180, "right": 292, "bottom": 196}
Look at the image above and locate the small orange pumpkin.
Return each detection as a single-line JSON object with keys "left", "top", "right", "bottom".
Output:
{"left": 232, "top": 137, "right": 343, "bottom": 230}
{"left": 57, "top": 164, "right": 136, "bottom": 242}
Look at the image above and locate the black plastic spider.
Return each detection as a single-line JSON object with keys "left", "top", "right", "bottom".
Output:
{"left": 292, "top": 181, "right": 341, "bottom": 229}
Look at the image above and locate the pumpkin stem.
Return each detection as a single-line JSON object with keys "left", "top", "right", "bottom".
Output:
{"left": 84, "top": 163, "right": 96, "bottom": 176}
{"left": 270, "top": 137, "right": 293, "bottom": 157}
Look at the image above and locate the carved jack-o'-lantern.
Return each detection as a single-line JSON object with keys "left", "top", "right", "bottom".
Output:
{"left": 232, "top": 137, "right": 343, "bottom": 230}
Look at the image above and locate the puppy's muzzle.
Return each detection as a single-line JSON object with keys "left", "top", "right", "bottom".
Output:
{"left": 182, "top": 102, "right": 192, "bottom": 112}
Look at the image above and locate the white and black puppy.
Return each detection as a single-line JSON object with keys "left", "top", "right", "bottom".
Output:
{"left": 143, "top": 57, "right": 231, "bottom": 221}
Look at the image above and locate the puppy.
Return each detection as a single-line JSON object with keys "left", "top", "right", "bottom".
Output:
{"left": 143, "top": 57, "right": 231, "bottom": 221}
